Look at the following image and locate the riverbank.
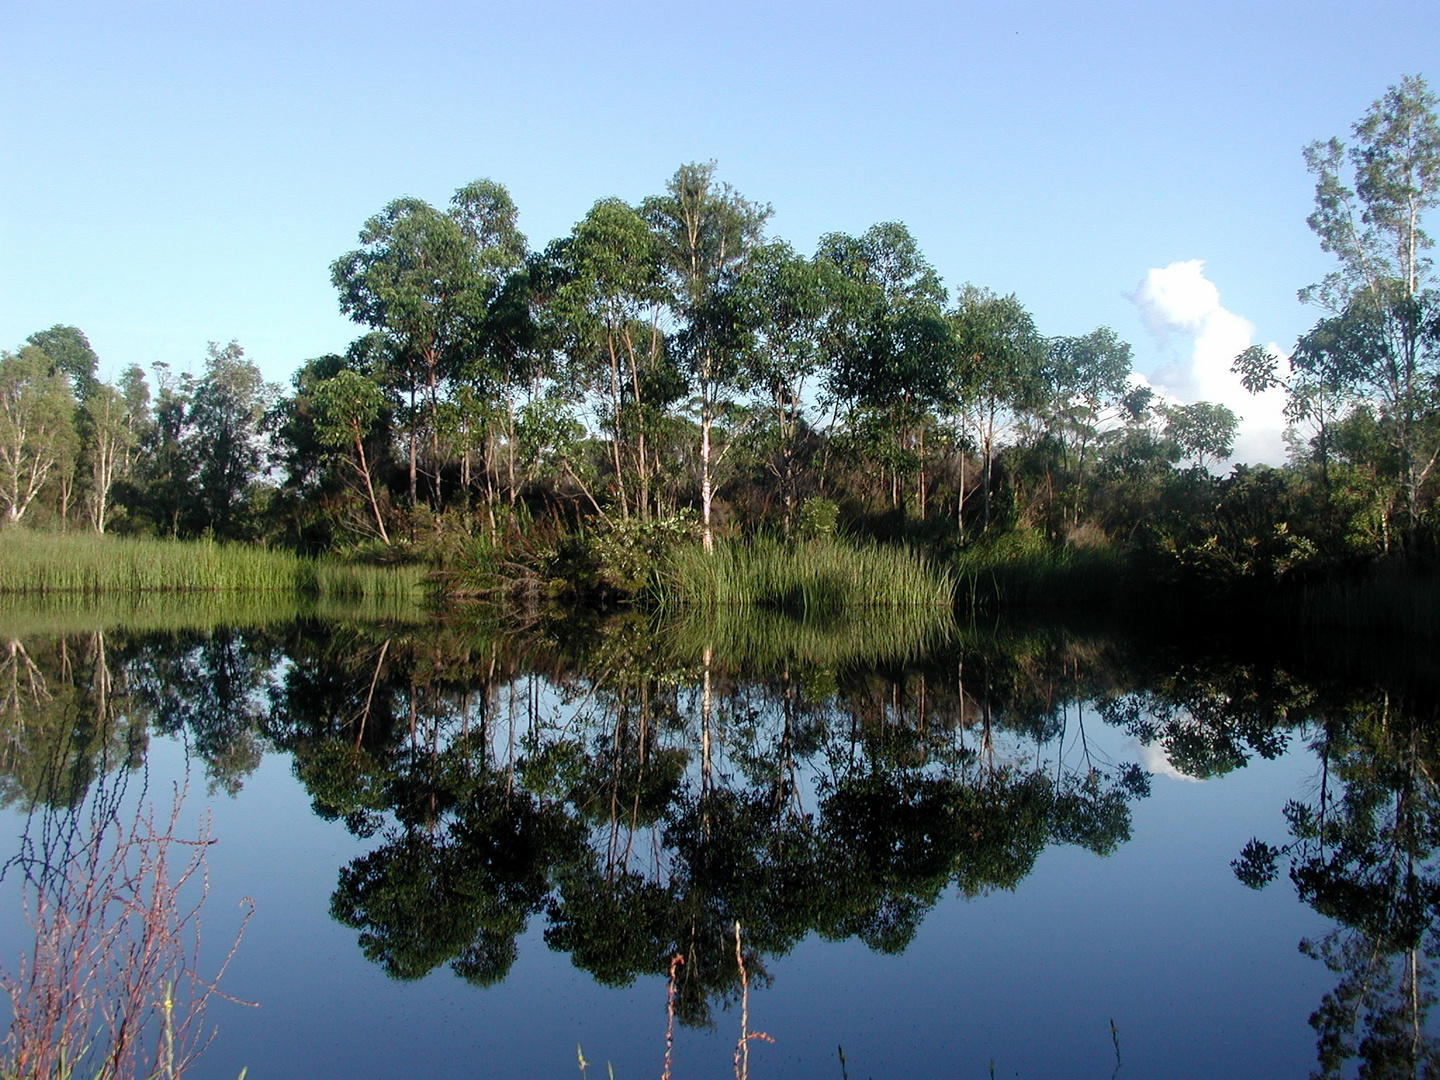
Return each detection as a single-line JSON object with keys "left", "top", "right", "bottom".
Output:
{"left": 0, "top": 531, "right": 428, "bottom": 599}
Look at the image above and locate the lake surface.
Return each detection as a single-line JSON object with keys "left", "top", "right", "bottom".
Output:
{"left": 0, "top": 604, "right": 1435, "bottom": 1079}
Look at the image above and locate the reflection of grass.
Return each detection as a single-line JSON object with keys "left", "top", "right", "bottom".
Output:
{"left": 659, "top": 538, "right": 955, "bottom": 668}
{"left": 0, "top": 531, "right": 428, "bottom": 599}
{"left": 0, "top": 591, "right": 428, "bottom": 638}
{"left": 667, "top": 602, "right": 953, "bottom": 669}
{"left": 1285, "top": 566, "right": 1440, "bottom": 637}
{"left": 663, "top": 537, "right": 954, "bottom": 615}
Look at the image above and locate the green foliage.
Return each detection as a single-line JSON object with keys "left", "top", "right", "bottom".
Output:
{"left": 1163, "top": 400, "right": 1238, "bottom": 471}
{"left": 0, "top": 531, "right": 427, "bottom": 599}
{"left": 662, "top": 536, "right": 954, "bottom": 616}
{"left": 0, "top": 346, "right": 78, "bottom": 524}
{"left": 25, "top": 324, "right": 99, "bottom": 399}
{"left": 794, "top": 496, "right": 838, "bottom": 539}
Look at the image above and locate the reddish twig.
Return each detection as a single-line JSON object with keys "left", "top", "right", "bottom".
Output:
{"left": 1, "top": 775, "right": 253, "bottom": 1080}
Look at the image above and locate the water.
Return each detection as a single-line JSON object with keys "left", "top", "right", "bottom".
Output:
{"left": 0, "top": 611, "right": 1433, "bottom": 1079}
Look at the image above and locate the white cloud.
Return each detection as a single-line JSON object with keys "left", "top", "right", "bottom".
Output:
{"left": 1130, "top": 260, "right": 1288, "bottom": 466}
{"left": 1133, "top": 739, "right": 1202, "bottom": 783}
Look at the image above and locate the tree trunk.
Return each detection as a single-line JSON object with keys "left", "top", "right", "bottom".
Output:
{"left": 701, "top": 404, "right": 714, "bottom": 552}
{"left": 354, "top": 431, "right": 390, "bottom": 545}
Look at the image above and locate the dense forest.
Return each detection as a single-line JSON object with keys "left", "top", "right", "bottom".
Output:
{"left": 2, "top": 76, "right": 1437, "bottom": 607}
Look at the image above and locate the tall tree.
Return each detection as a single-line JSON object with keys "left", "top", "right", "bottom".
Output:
{"left": 735, "top": 241, "right": 839, "bottom": 533}
{"left": 1044, "top": 327, "right": 1134, "bottom": 525}
{"left": 0, "top": 347, "right": 77, "bottom": 524}
{"left": 128, "top": 364, "right": 195, "bottom": 537}
{"left": 1283, "top": 76, "right": 1440, "bottom": 540}
{"left": 818, "top": 223, "right": 952, "bottom": 516}
{"left": 311, "top": 369, "right": 392, "bottom": 545}
{"left": 25, "top": 325, "right": 98, "bottom": 400}
{"left": 1164, "top": 401, "right": 1238, "bottom": 472}
{"left": 187, "top": 341, "right": 274, "bottom": 539}
{"left": 83, "top": 382, "right": 133, "bottom": 532}
{"left": 948, "top": 287, "right": 1047, "bottom": 531}
{"left": 549, "top": 198, "right": 667, "bottom": 519}
{"left": 643, "top": 163, "right": 771, "bottom": 550}
{"left": 331, "top": 181, "right": 526, "bottom": 512}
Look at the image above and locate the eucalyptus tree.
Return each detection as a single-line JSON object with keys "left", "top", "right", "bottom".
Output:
{"left": 0, "top": 346, "right": 77, "bottom": 524}
{"left": 187, "top": 341, "right": 277, "bottom": 540}
{"left": 311, "top": 369, "right": 392, "bottom": 545}
{"left": 546, "top": 198, "right": 668, "bottom": 519}
{"left": 1043, "top": 327, "right": 1134, "bottom": 525}
{"left": 1240, "top": 76, "right": 1440, "bottom": 542}
{"left": 734, "top": 241, "right": 839, "bottom": 533}
{"left": 25, "top": 325, "right": 99, "bottom": 400}
{"left": 332, "top": 180, "right": 526, "bottom": 510}
{"left": 117, "top": 364, "right": 150, "bottom": 474}
{"left": 642, "top": 163, "right": 771, "bottom": 550}
{"left": 1164, "top": 401, "right": 1238, "bottom": 473}
{"left": 948, "top": 286, "right": 1048, "bottom": 531}
{"left": 25, "top": 326, "right": 98, "bottom": 526}
{"left": 817, "top": 223, "right": 952, "bottom": 516}
{"left": 127, "top": 364, "right": 194, "bottom": 537}
{"left": 83, "top": 382, "right": 133, "bottom": 532}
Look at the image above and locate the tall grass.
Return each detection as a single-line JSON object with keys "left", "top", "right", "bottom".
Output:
{"left": 662, "top": 537, "right": 955, "bottom": 615}
{"left": 657, "top": 537, "right": 955, "bottom": 668}
{"left": 0, "top": 532, "right": 428, "bottom": 600}
{"left": 1283, "top": 565, "right": 1440, "bottom": 638}
{"left": 951, "top": 532, "right": 1131, "bottom": 611}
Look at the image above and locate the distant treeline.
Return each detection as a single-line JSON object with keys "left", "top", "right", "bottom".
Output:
{"left": 2, "top": 77, "right": 1437, "bottom": 603}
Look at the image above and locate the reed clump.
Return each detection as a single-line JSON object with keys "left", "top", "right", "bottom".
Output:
{"left": 0, "top": 532, "right": 428, "bottom": 600}
{"left": 667, "top": 604, "right": 952, "bottom": 669}
{"left": 662, "top": 536, "right": 955, "bottom": 616}
{"left": 1282, "top": 564, "right": 1440, "bottom": 638}
{"left": 951, "top": 531, "right": 1131, "bottom": 610}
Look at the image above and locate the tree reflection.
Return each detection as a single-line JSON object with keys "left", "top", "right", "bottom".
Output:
{"left": 1233, "top": 686, "right": 1440, "bottom": 1077}
{"left": 18, "top": 607, "right": 1440, "bottom": 1065}
{"left": 265, "top": 614, "right": 1151, "bottom": 1025}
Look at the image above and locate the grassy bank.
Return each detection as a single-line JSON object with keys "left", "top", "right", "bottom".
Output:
{"left": 0, "top": 531, "right": 429, "bottom": 599}
{"left": 662, "top": 536, "right": 955, "bottom": 615}
{"left": 1282, "top": 564, "right": 1440, "bottom": 638}
{"left": 656, "top": 538, "right": 956, "bottom": 666}
{"left": 951, "top": 533, "right": 1132, "bottom": 612}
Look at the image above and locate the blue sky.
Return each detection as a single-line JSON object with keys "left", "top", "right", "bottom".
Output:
{"left": 2, "top": 1, "right": 1436, "bottom": 460}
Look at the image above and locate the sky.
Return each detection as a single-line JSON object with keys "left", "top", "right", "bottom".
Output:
{"left": 2, "top": 0, "right": 1437, "bottom": 464}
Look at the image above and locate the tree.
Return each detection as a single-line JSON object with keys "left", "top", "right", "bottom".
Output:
{"left": 331, "top": 181, "right": 526, "bottom": 511}
{"left": 127, "top": 363, "right": 195, "bottom": 537}
{"left": 948, "top": 287, "right": 1047, "bottom": 531}
{"left": 735, "top": 241, "right": 838, "bottom": 533}
{"left": 1270, "top": 76, "right": 1440, "bottom": 541}
{"left": 311, "top": 369, "right": 392, "bottom": 545}
{"left": 643, "top": 163, "right": 771, "bottom": 550}
{"left": 1164, "top": 401, "right": 1238, "bottom": 473}
{"left": 0, "top": 346, "right": 78, "bottom": 524}
{"left": 547, "top": 198, "right": 667, "bottom": 519}
{"left": 1043, "top": 327, "right": 1134, "bottom": 525}
{"left": 25, "top": 325, "right": 98, "bottom": 400}
{"left": 818, "top": 223, "right": 952, "bottom": 516}
{"left": 83, "top": 382, "right": 133, "bottom": 532}
{"left": 117, "top": 364, "right": 150, "bottom": 474}
{"left": 187, "top": 341, "right": 274, "bottom": 539}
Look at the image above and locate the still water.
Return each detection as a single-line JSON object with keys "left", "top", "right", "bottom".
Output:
{"left": 0, "top": 605, "right": 1433, "bottom": 1079}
